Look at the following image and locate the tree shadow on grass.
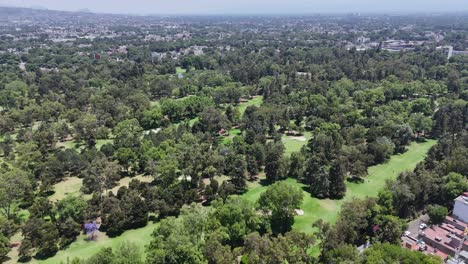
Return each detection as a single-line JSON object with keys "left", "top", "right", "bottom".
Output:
{"left": 347, "top": 176, "right": 365, "bottom": 184}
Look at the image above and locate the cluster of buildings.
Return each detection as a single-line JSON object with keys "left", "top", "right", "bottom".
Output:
{"left": 402, "top": 194, "right": 468, "bottom": 263}
{"left": 151, "top": 45, "right": 207, "bottom": 62}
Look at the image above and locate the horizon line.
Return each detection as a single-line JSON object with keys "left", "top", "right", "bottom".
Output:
{"left": 2, "top": 5, "right": 468, "bottom": 17}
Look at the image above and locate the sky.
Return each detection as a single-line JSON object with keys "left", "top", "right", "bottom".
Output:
{"left": 0, "top": 0, "right": 466, "bottom": 14}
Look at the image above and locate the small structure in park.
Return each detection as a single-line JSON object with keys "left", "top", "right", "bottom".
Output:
{"left": 218, "top": 128, "right": 229, "bottom": 137}
{"left": 84, "top": 221, "right": 99, "bottom": 240}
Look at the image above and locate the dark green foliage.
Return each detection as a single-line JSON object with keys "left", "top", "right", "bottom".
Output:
{"left": 101, "top": 191, "right": 148, "bottom": 237}
{"left": 0, "top": 233, "right": 9, "bottom": 261}
{"left": 258, "top": 182, "right": 303, "bottom": 234}
{"left": 427, "top": 205, "right": 448, "bottom": 225}
{"left": 210, "top": 197, "right": 260, "bottom": 247}
{"left": 242, "top": 231, "right": 315, "bottom": 264}
{"left": 363, "top": 243, "right": 441, "bottom": 264}
{"left": 264, "top": 142, "right": 286, "bottom": 182}
{"left": 328, "top": 161, "right": 347, "bottom": 199}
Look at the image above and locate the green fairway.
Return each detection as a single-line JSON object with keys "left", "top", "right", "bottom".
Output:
{"left": 37, "top": 222, "right": 159, "bottom": 264}
{"left": 281, "top": 131, "right": 312, "bottom": 156}
{"left": 242, "top": 139, "right": 437, "bottom": 234}
{"left": 238, "top": 96, "right": 263, "bottom": 116}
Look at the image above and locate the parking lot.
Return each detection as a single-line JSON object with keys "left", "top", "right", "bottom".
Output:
{"left": 406, "top": 214, "right": 429, "bottom": 237}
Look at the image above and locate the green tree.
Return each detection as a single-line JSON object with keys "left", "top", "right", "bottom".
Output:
{"left": 258, "top": 182, "right": 303, "bottom": 234}
{"left": 427, "top": 205, "right": 448, "bottom": 225}
{"left": 114, "top": 148, "right": 138, "bottom": 173}
{"left": 209, "top": 197, "right": 259, "bottom": 247}
{"left": 323, "top": 244, "right": 360, "bottom": 264}
{"left": 0, "top": 80, "right": 28, "bottom": 109}
{"left": 114, "top": 119, "right": 143, "bottom": 150}
{"left": 329, "top": 160, "right": 346, "bottom": 199}
{"left": 363, "top": 243, "right": 441, "bottom": 264}
{"left": 73, "top": 114, "right": 98, "bottom": 147}
{"left": 264, "top": 142, "right": 286, "bottom": 183}
{"left": 203, "top": 231, "right": 235, "bottom": 264}
{"left": 146, "top": 204, "right": 208, "bottom": 264}
{"left": 374, "top": 215, "right": 406, "bottom": 244}
{"left": 442, "top": 172, "right": 468, "bottom": 201}
{"left": 409, "top": 113, "right": 432, "bottom": 136}
{"left": 0, "top": 233, "right": 9, "bottom": 261}
{"left": 0, "top": 168, "right": 31, "bottom": 219}
{"left": 226, "top": 153, "right": 247, "bottom": 193}
{"left": 56, "top": 195, "right": 88, "bottom": 223}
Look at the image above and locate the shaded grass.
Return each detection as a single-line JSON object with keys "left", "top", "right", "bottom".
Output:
{"left": 48, "top": 177, "right": 84, "bottom": 202}
{"left": 56, "top": 139, "right": 114, "bottom": 152}
{"left": 109, "top": 175, "right": 153, "bottom": 195}
{"left": 241, "top": 140, "right": 437, "bottom": 234}
{"left": 238, "top": 96, "right": 263, "bottom": 116}
{"left": 96, "top": 139, "right": 114, "bottom": 150}
{"left": 37, "top": 222, "right": 159, "bottom": 264}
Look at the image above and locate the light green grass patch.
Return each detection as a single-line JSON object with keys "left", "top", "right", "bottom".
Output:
{"left": 56, "top": 140, "right": 82, "bottom": 150}
{"left": 238, "top": 96, "right": 263, "bottom": 116}
{"left": 175, "top": 67, "right": 187, "bottom": 74}
{"left": 48, "top": 177, "right": 84, "bottom": 202}
{"left": 281, "top": 131, "right": 312, "bottom": 156}
{"left": 96, "top": 139, "right": 114, "bottom": 150}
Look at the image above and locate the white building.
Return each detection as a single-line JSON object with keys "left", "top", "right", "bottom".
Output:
{"left": 453, "top": 193, "right": 468, "bottom": 223}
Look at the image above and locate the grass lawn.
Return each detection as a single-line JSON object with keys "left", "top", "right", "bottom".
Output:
{"left": 241, "top": 139, "right": 437, "bottom": 234}
{"left": 56, "top": 139, "right": 113, "bottom": 152}
{"left": 238, "top": 96, "right": 263, "bottom": 116}
{"left": 48, "top": 177, "right": 84, "bottom": 202}
{"left": 175, "top": 67, "right": 187, "bottom": 74}
{"left": 56, "top": 140, "right": 83, "bottom": 150}
{"left": 96, "top": 139, "right": 114, "bottom": 150}
{"left": 37, "top": 222, "right": 159, "bottom": 264}
{"left": 109, "top": 175, "right": 154, "bottom": 194}
{"left": 281, "top": 131, "right": 312, "bottom": 156}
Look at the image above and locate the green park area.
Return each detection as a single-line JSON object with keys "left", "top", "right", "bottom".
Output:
{"left": 33, "top": 139, "right": 435, "bottom": 263}
{"left": 241, "top": 139, "right": 437, "bottom": 234}
{"left": 36, "top": 222, "right": 158, "bottom": 264}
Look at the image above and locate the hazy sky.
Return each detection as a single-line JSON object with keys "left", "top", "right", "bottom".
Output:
{"left": 0, "top": 0, "right": 466, "bottom": 14}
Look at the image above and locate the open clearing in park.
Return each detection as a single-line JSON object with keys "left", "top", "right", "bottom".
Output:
{"left": 36, "top": 222, "right": 159, "bottom": 264}
{"left": 282, "top": 131, "right": 312, "bottom": 156}
{"left": 242, "top": 139, "right": 437, "bottom": 234}
{"left": 34, "top": 139, "right": 435, "bottom": 263}
{"left": 238, "top": 96, "right": 263, "bottom": 115}
{"left": 48, "top": 177, "right": 84, "bottom": 202}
